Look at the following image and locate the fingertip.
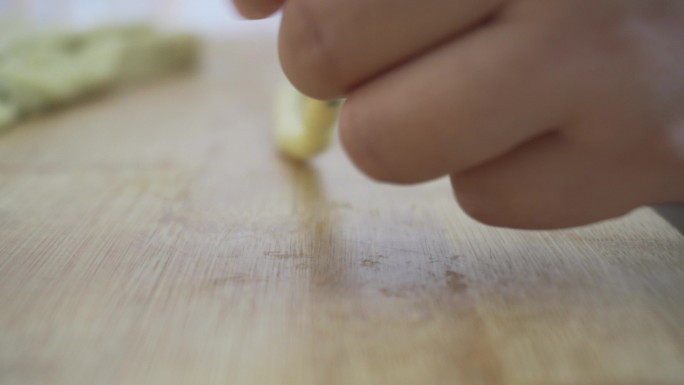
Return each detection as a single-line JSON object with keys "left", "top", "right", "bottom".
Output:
{"left": 231, "top": 0, "right": 283, "bottom": 19}
{"left": 277, "top": 0, "right": 347, "bottom": 100}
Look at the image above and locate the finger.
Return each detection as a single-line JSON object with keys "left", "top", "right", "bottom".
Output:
{"left": 339, "top": 20, "right": 579, "bottom": 184}
{"left": 449, "top": 133, "right": 666, "bottom": 229}
{"left": 278, "top": 0, "right": 504, "bottom": 99}
{"left": 232, "top": 0, "right": 284, "bottom": 19}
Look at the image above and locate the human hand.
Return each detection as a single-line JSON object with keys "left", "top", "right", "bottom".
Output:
{"left": 233, "top": 0, "right": 684, "bottom": 229}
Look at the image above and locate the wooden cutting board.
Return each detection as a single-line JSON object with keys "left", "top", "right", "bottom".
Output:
{"left": 1, "top": 35, "right": 683, "bottom": 385}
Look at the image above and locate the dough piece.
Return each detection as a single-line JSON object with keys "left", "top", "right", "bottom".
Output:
{"left": 274, "top": 81, "right": 341, "bottom": 161}
{"left": 115, "top": 31, "right": 198, "bottom": 85}
{"left": 0, "top": 101, "right": 18, "bottom": 130}
{"left": 0, "top": 24, "right": 198, "bottom": 130}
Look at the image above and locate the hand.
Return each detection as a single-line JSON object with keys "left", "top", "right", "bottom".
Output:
{"left": 233, "top": 0, "right": 684, "bottom": 229}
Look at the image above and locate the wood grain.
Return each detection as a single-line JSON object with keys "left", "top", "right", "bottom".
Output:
{"left": 1, "top": 36, "right": 683, "bottom": 385}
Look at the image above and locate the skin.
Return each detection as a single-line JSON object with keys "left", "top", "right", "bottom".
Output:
{"left": 232, "top": 0, "right": 684, "bottom": 229}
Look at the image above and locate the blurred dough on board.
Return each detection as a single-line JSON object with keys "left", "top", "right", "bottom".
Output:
{"left": 0, "top": 24, "right": 198, "bottom": 129}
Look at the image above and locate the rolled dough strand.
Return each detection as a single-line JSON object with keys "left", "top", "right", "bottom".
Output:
{"left": 274, "top": 81, "right": 342, "bottom": 161}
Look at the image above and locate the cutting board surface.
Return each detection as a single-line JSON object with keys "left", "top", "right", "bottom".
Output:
{"left": 1, "top": 37, "right": 683, "bottom": 385}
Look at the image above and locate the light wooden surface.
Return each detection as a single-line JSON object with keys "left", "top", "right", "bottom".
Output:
{"left": 1, "top": 36, "right": 683, "bottom": 385}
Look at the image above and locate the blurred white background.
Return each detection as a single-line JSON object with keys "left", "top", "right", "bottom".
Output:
{"left": 0, "top": 0, "right": 280, "bottom": 34}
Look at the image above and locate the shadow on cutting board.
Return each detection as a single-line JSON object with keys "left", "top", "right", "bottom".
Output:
{"left": 654, "top": 204, "right": 684, "bottom": 235}
{"left": 282, "top": 159, "right": 351, "bottom": 292}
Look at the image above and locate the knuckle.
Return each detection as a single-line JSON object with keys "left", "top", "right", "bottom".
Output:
{"left": 279, "top": 0, "right": 345, "bottom": 99}
{"left": 451, "top": 176, "right": 514, "bottom": 227}
{"left": 450, "top": 172, "right": 565, "bottom": 229}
